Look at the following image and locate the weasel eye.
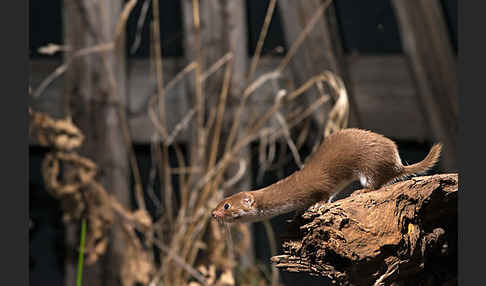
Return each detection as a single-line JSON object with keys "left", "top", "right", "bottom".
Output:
{"left": 224, "top": 203, "right": 230, "bottom": 210}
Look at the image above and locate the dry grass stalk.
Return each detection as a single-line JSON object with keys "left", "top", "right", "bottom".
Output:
{"left": 31, "top": 0, "right": 351, "bottom": 284}
{"left": 276, "top": 0, "right": 334, "bottom": 73}
{"left": 129, "top": 0, "right": 150, "bottom": 54}
{"left": 262, "top": 221, "right": 279, "bottom": 286}
{"left": 200, "top": 57, "right": 234, "bottom": 210}
{"left": 163, "top": 69, "right": 348, "bottom": 284}
{"left": 247, "top": 0, "right": 277, "bottom": 81}
{"left": 275, "top": 112, "right": 303, "bottom": 169}
{"left": 151, "top": 0, "right": 176, "bottom": 228}
{"left": 32, "top": 43, "right": 114, "bottom": 99}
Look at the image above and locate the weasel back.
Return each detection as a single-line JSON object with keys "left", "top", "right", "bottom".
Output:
{"left": 303, "top": 129, "right": 441, "bottom": 190}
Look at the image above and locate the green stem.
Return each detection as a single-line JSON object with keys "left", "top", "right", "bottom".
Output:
{"left": 76, "top": 219, "right": 87, "bottom": 286}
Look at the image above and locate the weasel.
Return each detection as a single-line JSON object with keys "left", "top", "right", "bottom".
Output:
{"left": 211, "top": 128, "right": 442, "bottom": 223}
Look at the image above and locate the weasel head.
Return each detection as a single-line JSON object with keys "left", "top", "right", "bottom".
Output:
{"left": 211, "top": 192, "right": 257, "bottom": 223}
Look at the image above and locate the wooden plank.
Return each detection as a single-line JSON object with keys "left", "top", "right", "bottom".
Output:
{"left": 391, "top": 0, "right": 458, "bottom": 171}
{"left": 62, "top": 1, "right": 129, "bottom": 286}
{"left": 30, "top": 55, "right": 430, "bottom": 144}
{"left": 347, "top": 55, "right": 428, "bottom": 140}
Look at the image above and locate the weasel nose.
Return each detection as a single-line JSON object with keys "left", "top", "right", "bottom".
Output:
{"left": 212, "top": 210, "right": 223, "bottom": 219}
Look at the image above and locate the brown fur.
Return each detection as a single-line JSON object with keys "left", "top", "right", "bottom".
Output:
{"left": 212, "top": 128, "right": 442, "bottom": 223}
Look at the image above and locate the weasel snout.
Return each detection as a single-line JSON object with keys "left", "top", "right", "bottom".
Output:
{"left": 212, "top": 209, "right": 224, "bottom": 220}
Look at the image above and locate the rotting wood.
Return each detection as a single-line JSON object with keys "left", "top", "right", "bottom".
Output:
{"left": 391, "top": 0, "right": 458, "bottom": 172}
{"left": 271, "top": 173, "right": 458, "bottom": 286}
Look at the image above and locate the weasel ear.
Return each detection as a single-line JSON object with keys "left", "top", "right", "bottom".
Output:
{"left": 243, "top": 194, "right": 255, "bottom": 208}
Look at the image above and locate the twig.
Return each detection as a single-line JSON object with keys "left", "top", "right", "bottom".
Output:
{"left": 153, "top": 239, "right": 208, "bottom": 285}
{"left": 222, "top": 159, "right": 247, "bottom": 190}
{"left": 145, "top": 53, "right": 231, "bottom": 116}
{"left": 270, "top": 93, "right": 330, "bottom": 142}
{"left": 257, "top": 131, "right": 277, "bottom": 185}
{"left": 87, "top": 0, "right": 148, "bottom": 214}
{"left": 373, "top": 260, "right": 403, "bottom": 286}
{"left": 166, "top": 109, "right": 196, "bottom": 145}
{"left": 130, "top": 0, "right": 150, "bottom": 54}
{"left": 169, "top": 166, "right": 201, "bottom": 175}
{"left": 152, "top": 0, "right": 175, "bottom": 227}
{"left": 148, "top": 134, "right": 163, "bottom": 214}
{"left": 193, "top": 0, "right": 204, "bottom": 154}
{"left": 263, "top": 221, "right": 280, "bottom": 286}
{"left": 165, "top": 62, "right": 197, "bottom": 92}
{"left": 196, "top": 57, "right": 233, "bottom": 211}
{"left": 201, "top": 52, "right": 233, "bottom": 82}
{"left": 184, "top": 0, "right": 205, "bottom": 207}
{"left": 275, "top": 112, "right": 303, "bottom": 169}
{"left": 37, "top": 43, "right": 71, "bottom": 55}
{"left": 114, "top": 0, "right": 139, "bottom": 46}
{"left": 223, "top": 71, "right": 281, "bottom": 158}
{"left": 248, "top": 0, "right": 277, "bottom": 80}
{"left": 277, "top": 0, "right": 333, "bottom": 72}
{"left": 32, "top": 43, "right": 114, "bottom": 98}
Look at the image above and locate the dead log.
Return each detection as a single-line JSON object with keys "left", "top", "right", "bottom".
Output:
{"left": 271, "top": 173, "right": 458, "bottom": 286}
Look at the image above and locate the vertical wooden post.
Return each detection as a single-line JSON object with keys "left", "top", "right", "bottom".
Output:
{"left": 392, "top": 0, "right": 458, "bottom": 171}
{"left": 63, "top": 1, "right": 129, "bottom": 285}
{"left": 182, "top": 0, "right": 254, "bottom": 267}
{"left": 278, "top": 0, "right": 361, "bottom": 128}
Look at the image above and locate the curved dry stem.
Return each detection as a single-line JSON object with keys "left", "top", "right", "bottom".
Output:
{"left": 275, "top": 112, "right": 303, "bottom": 169}
{"left": 263, "top": 221, "right": 280, "bottom": 286}
{"left": 196, "top": 58, "right": 233, "bottom": 211}
{"left": 153, "top": 239, "right": 208, "bottom": 285}
{"left": 222, "top": 159, "right": 247, "bottom": 190}
{"left": 201, "top": 52, "right": 233, "bottom": 82}
{"left": 151, "top": 0, "right": 176, "bottom": 227}
{"left": 165, "top": 70, "right": 349, "bottom": 284}
{"left": 32, "top": 43, "right": 114, "bottom": 99}
{"left": 114, "top": 0, "right": 138, "bottom": 46}
{"left": 129, "top": 0, "right": 150, "bottom": 54}
{"left": 248, "top": 0, "right": 277, "bottom": 81}
{"left": 225, "top": 71, "right": 281, "bottom": 153}
{"left": 147, "top": 134, "right": 163, "bottom": 213}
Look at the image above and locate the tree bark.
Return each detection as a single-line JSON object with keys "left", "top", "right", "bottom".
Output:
{"left": 272, "top": 174, "right": 458, "bottom": 286}
{"left": 63, "top": 1, "right": 129, "bottom": 285}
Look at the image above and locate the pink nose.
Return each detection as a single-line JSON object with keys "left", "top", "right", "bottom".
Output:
{"left": 212, "top": 209, "right": 223, "bottom": 219}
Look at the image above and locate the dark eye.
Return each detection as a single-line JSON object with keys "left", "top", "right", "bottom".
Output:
{"left": 224, "top": 203, "right": 230, "bottom": 210}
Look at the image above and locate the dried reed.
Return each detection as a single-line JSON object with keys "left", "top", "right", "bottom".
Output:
{"left": 31, "top": 0, "right": 350, "bottom": 285}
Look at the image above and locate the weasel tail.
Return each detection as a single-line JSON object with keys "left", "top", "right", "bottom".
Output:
{"left": 401, "top": 143, "right": 442, "bottom": 176}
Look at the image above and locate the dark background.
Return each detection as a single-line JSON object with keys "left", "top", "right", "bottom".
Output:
{"left": 29, "top": 1, "right": 457, "bottom": 285}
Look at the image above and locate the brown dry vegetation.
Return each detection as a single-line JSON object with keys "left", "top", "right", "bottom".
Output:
{"left": 29, "top": 0, "right": 350, "bottom": 285}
